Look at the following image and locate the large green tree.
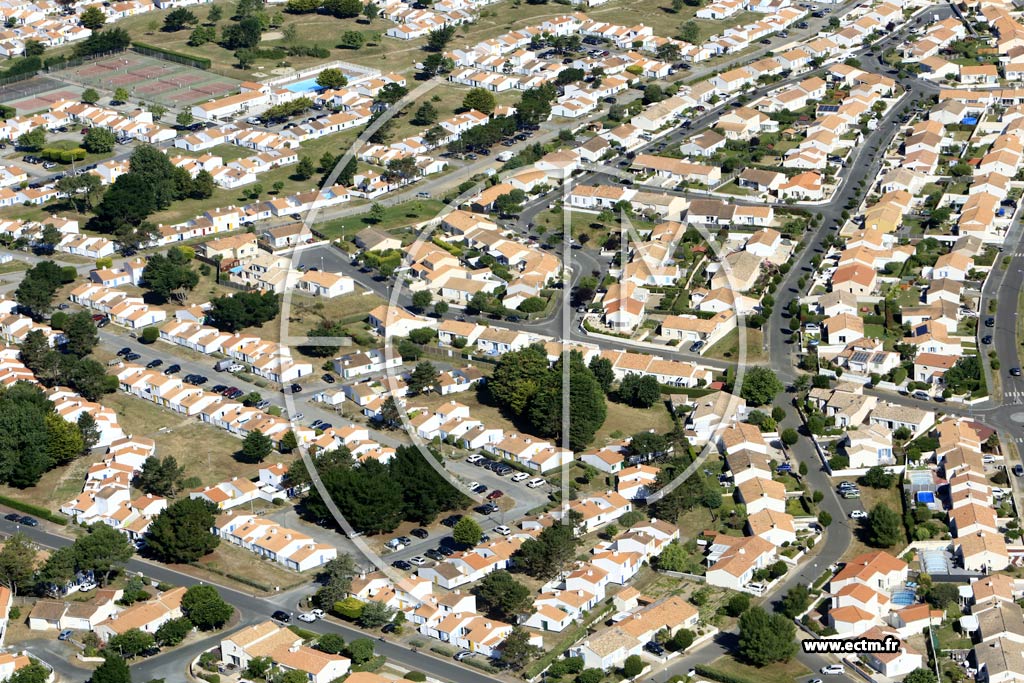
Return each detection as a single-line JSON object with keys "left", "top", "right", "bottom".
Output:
{"left": 740, "top": 367, "right": 784, "bottom": 407}
{"left": 515, "top": 512, "right": 581, "bottom": 579}
{"left": 146, "top": 498, "right": 219, "bottom": 563}
{"left": 0, "top": 533, "right": 38, "bottom": 595}
{"left": 473, "top": 570, "right": 531, "bottom": 620}
{"left": 90, "top": 654, "right": 131, "bottom": 683}
{"left": 73, "top": 523, "right": 134, "bottom": 585}
{"left": 134, "top": 456, "right": 185, "bottom": 497}
{"left": 737, "top": 607, "right": 797, "bottom": 665}
{"left": 181, "top": 585, "right": 233, "bottom": 630}
{"left": 867, "top": 502, "right": 902, "bottom": 547}
{"left": 142, "top": 248, "right": 198, "bottom": 304}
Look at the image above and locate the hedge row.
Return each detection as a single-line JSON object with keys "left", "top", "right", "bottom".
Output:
{"left": 41, "top": 147, "right": 86, "bottom": 163}
{"left": 694, "top": 665, "right": 753, "bottom": 683}
{"left": 131, "top": 42, "right": 212, "bottom": 70}
{"left": 0, "top": 495, "right": 67, "bottom": 525}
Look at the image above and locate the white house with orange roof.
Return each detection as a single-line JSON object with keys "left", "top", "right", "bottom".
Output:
{"left": 615, "top": 464, "right": 659, "bottom": 500}
{"left": 704, "top": 534, "right": 777, "bottom": 591}
{"left": 221, "top": 621, "right": 350, "bottom": 683}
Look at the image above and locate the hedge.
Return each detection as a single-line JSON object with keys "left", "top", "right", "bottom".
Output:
{"left": 694, "top": 665, "right": 753, "bottom": 683}
{"left": 131, "top": 42, "right": 211, "bottom": 70}
{"left": 41, "top": 147, "right": 86, "bottom": 163}
{"left": 0, "top": 495, "right": 67, "bottom": 525}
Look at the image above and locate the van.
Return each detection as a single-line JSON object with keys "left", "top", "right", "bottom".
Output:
{"left": 821, "top": 665, "right": 845, "bottom": 675}
{"left": 214, "top": 359, "right": 233, "bottom": 372}
{"left": 746, "top": 582, "right": 766, "bottom": 596}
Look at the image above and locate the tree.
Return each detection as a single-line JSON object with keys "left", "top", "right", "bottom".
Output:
{"left": 618, "top": 373, "right": 661, "bottom": 408}
{"left": 725, "top": 592, "right": 750, "bottom": 617}
{"left": 462, "top": 88, "right": 496, "bottom": 114}
{"left": 679, "top": 20, "right": 700, "bottom": 44}
{"left": 164, "top": 7, "right": 198, "bottom": 30}
{"left": 904, "top": 669, "right": 938, "bottom": 683}
{"left": 861, "top": 466, "right": 894, "bottom": 489}
{"left": 78, "top": 412, "right": 100, "bottom": 453}
{"left": 737, "top": 607, "right": 797, "bottom": 665}
{"left": 499, "top": 626, "right": 539, "bottom": 670}
{"left": 422, "top": 53, "right": 454, "bottom": 75}
{"left": 142, "top": 249, "right": 198, "bottom": 304}
{"left": 867, "top": 503, "right": 902, "bottom": 547}
{"left": 924, "top": 583, "right": 959, "bottom": 610}
{"left": 73, "top": 523, "right": 134, "bottom": 585}
{"left": 108, "top": 628, "right": 155, "bottom": 658}
{"left": 182, "top": 585, "right": 233, "bottom": 630}
{"left": 221, "top": 15, "right": 262, "bottom": 49}
{"left": 241, "top": 429, "right": 274, "bottom": 463}
{"left": 622, "top": 654, "right": 644, "bottom": 678}
{"left": 407, "top": 361, "right": 439, "bottom": 395}
{"left": 294, "top": 156, "right": 315, "bottom": 180}
{"left": 63, "top": 310, "right": 99, "bottom": 356}
{"left": 474, "top": 570, "right": 531, "bottom": 620}
{"left": 781, "top": 428, "right": 799, "bottom": 446}
{"left": 208, "top": 3, "right": 223, "bottom": 21}
{"left": 135, "top": 456, "right": 185, "bottom": 497}
{"left": 16, "top": 127, "right": 46, "bottom": 152}
{"left": 0, "top": 533, "right": 37, "bottom": 596}
{"left": 656, "top": 42, "right": 681, "bottom": 62}
{"left": 46, "top": 414, "right": 84, "bottom": 466}
{"left": 411, "top": 289, "right": 433, "bottom": 312}
{"left": 358, "top": 600, "right": 395, "bottom": 629}
{"left": 79, "top": 6, "right": 107, "bottom": 29}
{"left": 175, "top": 110, "right": 194, "bottom": 128}
{"left": 188, "top": 25, "right": 217, "bottom": 45}
{"left": 818, "top": 510, "right": 832, "bottom": 528}
{"left": 91, "top": 654, "right": 131, "bottom": 683}
{"left": 433, "top": 301, "right": 449, "bottom": 317}
{"left": 57, "top": 172, "right": 103, "bottom": 213}
{"left": 7, "top": 661, "right": 50, "bottom": 683}
{"left": 493, "top": 190, "right": 525, "bottom": 216}
{"left": 316, "top": 68, "right": 348, "bottom": 89}
{"left": 779, "top": 584, "right": 811, "bottom": 618}
{"left": 515, "top": 513, "right": 581, "bottom": 579}
{"left": 363, "top": 0, "right": 379, "bottom": 21}
{"left": 313, "top": 555, "right": 357, "bottom": 611}
{"left": 643, "top": 83, "right": 665, "bottom": 105}
{"left": 346, "top": 638, "right": 375, "bottom": 664}
{"left": 113, "top": 87, "right": 130, "bottom": 104}
{"left": 82, "top": 88, "right": 101, "bottom": 104}
{"left": 740, "top": 366, "right": 784, "bottom": 406}
{"left": 146, "top": 498, "right": 219, "bottom": 563}
{"left": 377, "top": 82, "right": 408, "bottom": 105}
{"left": 426, "top": 25, "right": 456, "bottom": 51}
{"left": 452, "top": 517, "right": 482, "bottom": 546}
{"left": 589, "top": 356, "right": 614, "bottom": 393}
{"left": 206, "top": 291, "right": 279, "bottom": 332}
{"left": 414, "top": 101, "right": 438, "bottom": 125}
{"left": 317, "top": 633, "right": 346, "bottom": 654}
{"left": 155, "top": 617, "right": 192, "bottom": 646}
{"left": 339, "top": 30, "right": 364, "bottom": 49}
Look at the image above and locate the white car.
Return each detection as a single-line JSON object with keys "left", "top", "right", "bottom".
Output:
{"left": 78, "top": 582, "right": 97, "bottom": 592}
{"left": 821, "top": 665, "right": 845, "bottom": 675}
{"left": 228, "top": 363, "right": 245, "bottom": 373}
{"left": 310, "top": 609, "right": 324, "bottom": 619}
{"left": 510, "top": 472, "right": 530, "bottom": 482}
{"left": 494, "top": 525, "right": 512, "bottom": 536}
{"left": 466, "top": 481, "right": 481, "bottom": 491}
{"left": 526, "top": 477, "right": 545, "bottom": 488}
{"left": 409, "top": 556, "right": 428, "bottom": 566}
{"left": 297, "top": 612, "right": 318, "bottom": 623}
{"left": 849, "top": 510, "right": 868, "bottom": 519}
{"left": 466, "top": 454, "right": 483, "bottom": 464}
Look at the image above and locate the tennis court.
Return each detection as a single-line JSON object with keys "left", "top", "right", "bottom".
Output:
{"left": 0, "top": 77, "right": 84, "bottom": 114}
{"left": 58, "top": 52, "right": 241, "bottom": 108}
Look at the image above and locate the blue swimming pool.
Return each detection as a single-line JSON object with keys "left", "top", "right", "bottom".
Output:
{"left": 917, "top": 491, "right": 935, "bottom": 504}
{"left": 892, "top": 590, "right": 916, "bottom": 606}
{"left": 283, "top": 78, "right": 323, "bottom": 93}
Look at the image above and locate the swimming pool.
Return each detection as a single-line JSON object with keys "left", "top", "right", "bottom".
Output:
{"left": 283, "top": 78, "right": 323, "bottom": 93}
{"left": 917, "top": 491, "right": 935, "bottom": 504}
{"left": 892, "top": 589, "right": 916, "bottom": 606}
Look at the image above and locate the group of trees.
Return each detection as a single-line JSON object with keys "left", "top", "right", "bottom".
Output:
{"left": 21, "top": 323, "right": 117, "bottom": 401}
{"left": 33, "top": 523, "right": 134, "bottom": 592}
{"left": 206, "top": 290, "right": 279, "bottom": 331}
{"left": 617, "top": 372, "right": 662, "bottom": 408}
{"left": 514, "top": 512, "right": 582, "bottom": 580}
{"left": 145, "top": 498, "right": 220, "bottom": 563}
{"left": 488, "top": 346, "right": 606, "bottom": 451}
{"left": 0, "top": 382, "right": 100, "bottom": 488}
{"left": 302, "top": 446, "right": 469, "bottom": 534}
{"left": 88, "top": 145, "right": 214, "bottom": 253}
{"left": 15, "top": 260, "right": 76, "bottom": 319}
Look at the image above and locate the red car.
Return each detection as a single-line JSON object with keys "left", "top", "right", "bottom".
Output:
{"left": 91, "top": 314, "right": 105, "bottom": 322}
{"left": 486, "top": 490, "right": 504, "bottom": 500}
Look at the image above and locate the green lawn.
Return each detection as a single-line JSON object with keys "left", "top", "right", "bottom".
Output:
{"left": 705, "top": 655, "right": 810, "bottom": 683}
{"left": 319, "top": 199, "right": 446, "bottom": 240}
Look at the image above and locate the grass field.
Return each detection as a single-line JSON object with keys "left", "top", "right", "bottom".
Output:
{"left": 595, "top": 399, "right": 676, "bottom": 442}
{"left": 319, "top": 199, "right": 446, "bottom": 240}
{"left": 835, "top": 477, "right": 907, "bottom": 561}
{"left": 707, "top": 655, "right": 811, "bottom": 683}
{"left": 704, "top": 327, "right": 767, "bottom": 364}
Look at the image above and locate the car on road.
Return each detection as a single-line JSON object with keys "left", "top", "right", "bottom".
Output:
{"left": 19, "top": 516, "right": 38, "bottom": 526}
{"left": 983, "top": 335, "right": 993, "bottom": 344}
{"left": 272, "top": 610, "right": 290, "bottom": 623}
{"left": 1014, "top": 464, "right": 1024, "bottom": 477}
{"left": 290, "top": 383, "right": 303, "bottom": 393}
{"left": 487, "top": 489, "right": 504, "bottom": 500}
{"left": 125, "top": 353, "right": 141, "bottom": 362}
{"left": 164, "top": 364, "right": 181, "bottom": 375}
{"left": 494, "top": 525, "right": 512, "bottom": 536}
{"left": 146, "top": 359, "right": 162, "bottom": 369}
{"left": 392, "top": 560, "right": 413, "bottom": 570}
{"left": 411, "top": 527, "right": 429, "bottom": 539}
{"left": 297, "top": 612, "right": 318, "bottom": 622}
{"left": 4, "top": 513, "right": 20, "bottom": 522}
{"left": 1012, "top": 367, "right": 1022, "bottom": 377}
{"left": 849, "top": 510, "right": 868, "bottom": 519}
{"left": 510, "top": 472, "right": 529, "bottom": 482}
{"left": 409, "top": 556, "right": 428, "bottom": 566}
{"left": 986, "top": 317, "right": 995, "bottom": 327}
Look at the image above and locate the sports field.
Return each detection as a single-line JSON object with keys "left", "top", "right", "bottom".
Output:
{"left": 0, "top": 77, "right": 83, "bottom": 114}
{"left": 59, "top": 52, "right": 240, "bottom": 108}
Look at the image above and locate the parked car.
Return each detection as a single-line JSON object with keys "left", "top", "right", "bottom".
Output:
{"left": 1014, "top": 464, "right": 1024, "bottom": 477}
{"left": 146, "top": 359, "right": 163, "bottom": 369}
{"left": 322, "top": 373, "right": 336, "bottom": 383}
{"left": 1011, "top": 367, "right": 1022, "bottom": 377}
{"left": 454, "top": 650, "right": 476, "bottom": 661}
{"left": 58, "top": 629, "right": 74, "bottom": 641}
{"left": 290, "top": 383, "right": 303, "bottom": 393}
{"left": 644, "top": 641, "right": 665, "bottom": 656}
{"left": 409, "top": 556, "right": 428, "bottom": 566}
{"left": 510, "top": 472, "right": 529, "bottom": 482}
{"left": 526, "top": 477, "right": 545, "bottom": 488}
{"left": 164, "top": 364, "right": 181, "bottom": 375}
{"left": 4, "top": 513, "right": 20, "bottom": 521}
{"left": 986, "top": 317, "right": 995, "bottom": 327}
{"left": 821, "top": 665, "right": 845, "bottom": 675}
{"left": 297, "top": 612, "right": 318, "bottom": 622}
{"left": 849, "top": 510, "right": 868, "bottom": 519}
{"left": 487, "top": 490, "right": 504, "bottom": 500}
{"left": 472, "top": 484, "right": 487, "bottom": 494}
{"left": 411, "top": 528, "right": 429, "bottom": 539}
{"left": 19, "top": 516, "right": 38, "bottom": 526}
{"left": 494, "top": 525, "right": 512, "bottom": 536}
{"left": 424, "top": 549, "right": 445, "bottom": 561}
{"left": 392, "top": 560, "right": 413, "bottom": 570}
{"left": 983, "top": 335, "right": 993, "bottom": 344}
{"left": 441, "top": 515, "right": 463, "bottom": 527}
{"left": 125, "top": 353, "right": 141, "bottom": 362}
{"left": 272, "top": 610, "right": 291, "bottom": 623}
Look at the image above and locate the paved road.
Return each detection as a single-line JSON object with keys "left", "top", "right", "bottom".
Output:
{"left": 0, "top": 514, "right": 499, "bottom": 683}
